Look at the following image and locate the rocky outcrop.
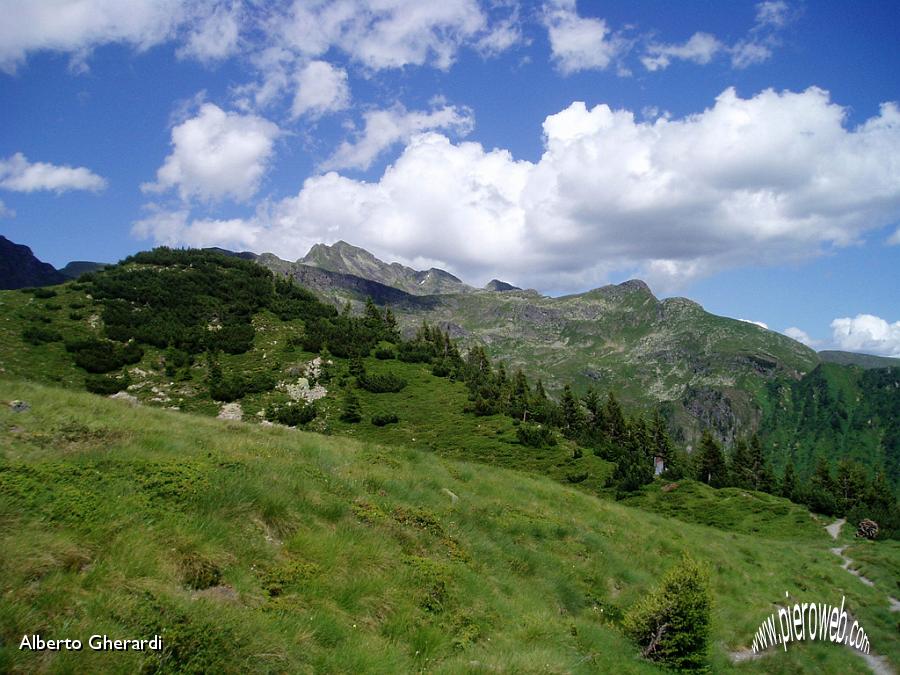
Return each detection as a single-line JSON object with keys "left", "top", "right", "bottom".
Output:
{"left": 0, "top": 235, "right": 65, "bottom": 289}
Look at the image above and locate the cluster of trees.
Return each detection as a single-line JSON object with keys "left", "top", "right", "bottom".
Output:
{"left": 65, "top": 338, "right": 143, "bottom": 374}
{"left": 792, "top": 457, "right": 898, "bottom": 537}
{"left": 394, "top": 320, "right": 898, "bottom": 535}
{"left": 302, "top": 298, "right": 400, "bottom": 358}
{"left": 82, "top": 248, "right": 336, "bottom": 357}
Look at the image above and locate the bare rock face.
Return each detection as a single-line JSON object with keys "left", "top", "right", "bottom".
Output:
{"left": 217, "top": 402, "right": 243, "bottom": 421}
{"left": 109, "top": 392, "right": 139, "bottom": 405}
{"left": 856, "top": 519, "right": 879, "bottom": 540}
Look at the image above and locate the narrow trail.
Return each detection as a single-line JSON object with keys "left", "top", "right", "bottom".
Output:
{"left": 727, "top": 518, "right": 896, "bottom": 674}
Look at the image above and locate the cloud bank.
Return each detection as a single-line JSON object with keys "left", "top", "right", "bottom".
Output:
{"left": 134, "top": 87, "right": 900, "bottom": 295}
{"left": 0, "top": 153, "right": 107, "bottom": 193}
{"left": 143, "top": 103, "right": 280, "bottom": 203}
{"left": 831, "top": 315, "right": 900, "bottom": 357}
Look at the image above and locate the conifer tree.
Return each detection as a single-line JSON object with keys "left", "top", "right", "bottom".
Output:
{"left": 781, "top": 460, "right": 797, "bottom": 502}
{"left": 696, "top": 431, "right": 728, "bottom": 488}
{"left": 650, "top": 410, "right": 674, "bottom": 473}
{"left": 340, "top": 388, "right": 362, "bottom": 423}
{"left": 603, "top": 392, "right": 627, "bottom": 444}
{"left": 560, "top": 384, "right": 584, "bottom": 439}
{"left": 383, "top": 308, "right": 400, "bottom": 342}
{"left": 729, "top": 438, "right": 754, "bottom": 489}
{"left": 613, "top": 416, "right": 654, "bottom": 495}
{"left": 808, "top": 456, "right": 838, "bottom": 515}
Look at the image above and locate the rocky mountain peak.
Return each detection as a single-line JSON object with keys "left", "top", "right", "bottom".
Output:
{"left": 0, "top": 235, "right": 66, "bottom": 289}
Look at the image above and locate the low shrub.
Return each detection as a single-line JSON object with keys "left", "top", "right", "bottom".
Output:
{"left": 358, "top": 371, "right": 407, "bottom": 393}
{"left": 623, "top": 555, "right": 711, "bottom": 670}
{"left": 85, "top": 373, "right": 130, "bottom": 395}
{"left": 266, "top": 401, "right": 317, "bottom": 427}
{"left": 371, "top": 412, "right": 399, "bottom": 426}
{"left": 374, "top": 347, "right": 396, "bottom": 360}
{"left": 22, "top": 326, "right": 62, "bottom": 345}
{"left": 516, "top": 422, "right": 556, "bottom": 448}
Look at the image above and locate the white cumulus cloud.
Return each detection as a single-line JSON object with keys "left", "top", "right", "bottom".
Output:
{"left": 0, "top": 0, "right": 187, "bottom": 73}
{"left": 0, "top": 199, "right": 14, "bottom": 218}
{"left": 321, "top": 103, "right": 475, "bottom": 171}
{"left": 887, "top": 228, "right": 900, "bottom": 246}
{"left": 0, "top": 153, "right": 107, "bottom": 193}
{"left": 641, "top": 0, "right": 792, "bottom": 72}
{"left": 290, "top": 60, "right": 351, "bottom": 119}
{"left": 831, "top": 315, "right": 900, "bottom": 357}
{"left": 278, "top": 0, "right": 491, "bottom": 71}
{"left": 177, "top": 1, "right": 242, "bottom": 64}
{"left": 542, "top": 0, "right": 626, "bottom": 74}
{"left": 135, "top": 87, "right": 900, "bottom": 294}
{"left": 642, "top": 32, "right": 723, "bottom": 72}
{"left": 739, "top": 319, "right": 769, "bottom": 329}
{"left": 784, "top": 327, "right": 819, "bottom": 348}
{"left": 143, "top": 103, "right": 280, "bottom": 203}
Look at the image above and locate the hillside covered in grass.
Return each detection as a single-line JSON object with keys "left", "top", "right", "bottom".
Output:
{"left": 2, "top": 380, "right": 898, "bottom": 674}
{"left": 1, "top": 248, "right": 898, "bottom": 537}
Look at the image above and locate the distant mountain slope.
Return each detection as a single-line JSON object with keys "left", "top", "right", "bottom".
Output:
{"left": 0, "top": 235, "right": 66, "bottom": 289}
{"left": 58, "top": 260, "right": 107, "bottom": 279}
{"left": 761, "top": 363, "right": 900, "bottom": 495}
{"left": 819, "top": 350, "right": 900, "bottom": 369}
{"left": 244, "top": 244, "right": 820, "bottom": 443}
{"left": 301, "top": 240, "right": 471, "bottom": 295}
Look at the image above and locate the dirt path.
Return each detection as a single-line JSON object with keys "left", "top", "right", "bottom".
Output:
{"left": 727, "top": 518, "right": 896, "bottom": 673}
{"left": 826, "top": 516, "right": 846, "bottom": 540}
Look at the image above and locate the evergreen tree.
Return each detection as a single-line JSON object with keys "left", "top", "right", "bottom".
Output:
{"left": 340, "top": 388, "right": 362, "bottom": 423}
{"left": 807, "top": 456, "right": 838, "bottom": 515}
{"left": 650, "top": 410, "right": 673, "bottom": 469}
{"left": 834, "top": 459, "right": 868, "bottom": 515}
{"left": 383, "top": 308, "right": 401, "bottom": 342}
{"left": 560, "top": 384, "right": 585, "bottom": 439}
{"left": 729, "top": 438, "right": 754, "bottom": 489}
{"left": 695, "top": 431, "right": 728, "bottom": 488}
{"left": 612, "top": 416, "right": 654, "bottom": 495}
{"left": 747, "top": 435, "right": 774, "bottom": 492}
{"left": 348, "top": 354, "right": 365, "bottom": 377}
{"left": 603, "top": 392, "right": 627, "bottom": 444}
{"left": 781, "top": 460, "right": 797, "bottom": 502}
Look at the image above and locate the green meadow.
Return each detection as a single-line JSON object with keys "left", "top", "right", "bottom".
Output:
{"left": 1, "top": 380, "right": 897, "bottom": 673}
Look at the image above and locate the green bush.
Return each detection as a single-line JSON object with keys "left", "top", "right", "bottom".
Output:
{"left": 516, "top": 422, "right": 556, "bottom": 448}
{"left": 22, "top": 326, "right": 62, "bottom": 345}
{"left": 85, "top": 373, "right": 130, "bottom": 395}
{"left": 32, "top": 287, "right": 58, "bottom": 299}
{"left": 340, "top": 389, "right": 362, "bottom": 423}
{"left": 209, "top": 371, "right": 276, "bottom": 402}
{"left": 371, "top": 412, "right": 399, "bottom": 426}
{"left": 374, "top": 346, "right": 396, "bottom": 360}
{"left": 266, "top": 401, "right": 317, "bottom": 427}
{"left": 623, "top": 555, "right": 711, "bottom": 670}
{"left": 66, "top": 338, "right": 144, "bottom": 373}
{"left": 358, "top": 371, "right": 407, "bottom": 393}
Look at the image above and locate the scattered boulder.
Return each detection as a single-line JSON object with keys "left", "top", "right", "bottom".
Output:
{"left": 9, "top": 400, "right": 30, "bottom": 413}
{"left": 856, "top": 519, "right": 879, "bottom": 540}
{"left": 217, "top": 402, "right": 243, "bottom": 421}
{"left": 109, "top": 391, "right": 139, "bottom": 405}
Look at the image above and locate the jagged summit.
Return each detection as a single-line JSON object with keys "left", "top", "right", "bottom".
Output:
{"left": 0, "top": 235, "right": 66, "bottom": 289}
{"left": 485, "top": 279, "right": 521, "bottom": 292}
{"left": 301, "top": 241, "right": 469, "bottom": 296}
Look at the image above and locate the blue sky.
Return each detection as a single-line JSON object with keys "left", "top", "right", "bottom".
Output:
{"left": 1, "top": 1, "right": 899, "bottom": 355}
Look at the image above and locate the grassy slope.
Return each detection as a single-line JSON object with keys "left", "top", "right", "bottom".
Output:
{"left": 1, "top": 380, "right": 898, "bottom": 674}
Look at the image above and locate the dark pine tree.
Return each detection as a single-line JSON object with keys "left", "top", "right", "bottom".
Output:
{"left": 696, "top": 431, "right": 728, "bottom": 488}
{"left": 781, "top": 460, "right": 798, "bottom": 502}
{"left": 340, "top": 388, "right": 362, "bottom": 423}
